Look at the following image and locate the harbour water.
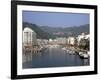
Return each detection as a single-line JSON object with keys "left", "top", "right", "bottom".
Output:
{"left": 23, "top": 46, "right": 89, "bottom": 69}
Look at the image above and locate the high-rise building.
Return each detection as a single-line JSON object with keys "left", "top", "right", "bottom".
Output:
{"left": 23, "top": 27, "right": 37, "bottom": 47}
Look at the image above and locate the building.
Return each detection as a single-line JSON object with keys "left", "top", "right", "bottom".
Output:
{"left": 77, "top": 33, "right": 90, "bottom": 45}
{"left": 48, "top": 39, "right": 53, "bottom": 44}
{"left": 67, "top": 37, "right": 76, "bottom": 46}
{"left": 23, "top": 27, "right": 37, "bottom": 47}
{"left": 56, "top": 37, "right": 67, "bottom": 45}
{"left": 77, "top": 33, "right": 85, "bottom": 42}
{"left": 85, "top": 34, "right": 90, "bottom": 39}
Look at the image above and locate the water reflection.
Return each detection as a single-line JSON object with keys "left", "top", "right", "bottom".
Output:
{"left": 23, "top": 47, "right": 89, "bottom": 69}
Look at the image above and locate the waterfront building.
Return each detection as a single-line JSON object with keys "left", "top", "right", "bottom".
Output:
{"left": 37, "top": 39, "right": 48, "bottom": 46}
{"left": 56, "top": 37, "right": 67, "bottom": 45}
{"left": 23, "top": 27, "right": 37, "bottom": 47}
{"left": 43, "top": 39, "right": 49, "bottom": 45}
{"left": 37, "top": 39, "right": 42, "bottom": 45}
{"left": 85, "top": 34, "right": 90, "bottom": 39}
{"left": 49, "top": 39, "right": 53, "bottom": 42}
{"left": 77, "top": 33, "right": 90, "bottom": 45}
{"left": 77, "top": 33, "right": 85, "bottom": 42}
{"left": 67, "top": 37, "right": 76, "bottom": 46}
{"left": 49, "top": 39, "right": 54, "bottom": 44}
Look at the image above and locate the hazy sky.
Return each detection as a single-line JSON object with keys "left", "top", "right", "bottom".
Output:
{"left": 22, "top": 11, "right": 89, "bottom": 27}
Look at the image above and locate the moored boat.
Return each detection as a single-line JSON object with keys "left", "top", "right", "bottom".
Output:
{"left": 62, "top": 47, "right": 66, "bottom": 51}
{"left": 79, "top": 52, "right": 89, "bottom": 59}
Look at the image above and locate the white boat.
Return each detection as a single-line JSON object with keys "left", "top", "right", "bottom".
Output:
{"left": 83, "top": 53, "right": 89, "bottom": 58}
{"left": 68, "top": 50, "right": 75, "bottom": 54}
{"left": 79, "top": 52, "right": 83, "bottom": 55}
{"left": 79, "top": 52, "right": 89, "bottom": 59}
{"left": 87, "top": 51, "right": 90, "bottom": 57}
{"left": 66, "top": 49, "right": 69, "bottom": 52}
{"left": 62, "top": 47, "right": 66, "bottom": 51}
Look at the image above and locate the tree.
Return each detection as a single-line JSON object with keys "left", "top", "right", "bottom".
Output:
{"left": 79, "top": 38, "right": 89, "bottom": 50}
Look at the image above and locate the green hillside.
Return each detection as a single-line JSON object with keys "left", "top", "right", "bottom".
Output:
{"left": 40, "top": 24, "right": 89, "bottom": 37}
{"left": 23, "top": 22, "right": 89, "bottom": 39}
{"left": 23, "top": 22, "right": 56, "bottom": 39}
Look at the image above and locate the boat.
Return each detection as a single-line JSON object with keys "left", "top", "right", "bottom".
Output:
{"left": 66, "top": 49, "right": 70, "bottom": 53}
{"left": 79, "top": 52, "right": 89, "bottom": 59}
{"left": 62, "top": 47, "right": 66, "bottom": 51}
{"left": 83, "top": 53, "right": 89, "bottom": 58}
{"left": 79, "top": 52, "right": 83, "bottom": 55}
{"left": 87, "top": 51, "right": 90, "bottom": 57}
{"left": 68, "top": 50, "right": 75, "bottom": 55}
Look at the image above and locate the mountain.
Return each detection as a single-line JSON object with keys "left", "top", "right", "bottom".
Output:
{"left": 40, "top": 24, "right": 89, "bottom": 37}
{"left": 23, "top": 22, "right": 56, "bottom": 39}
{"left": 23, "top": 22, "right": 89, "bottom": 39}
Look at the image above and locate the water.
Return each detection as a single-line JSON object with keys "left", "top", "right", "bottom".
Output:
{"left": 23, "top": 47, "right": 89, "bottom": 69}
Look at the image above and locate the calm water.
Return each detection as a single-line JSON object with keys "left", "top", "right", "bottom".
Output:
{"left": 23, "top": 47, "right": 89, "bottom": 69}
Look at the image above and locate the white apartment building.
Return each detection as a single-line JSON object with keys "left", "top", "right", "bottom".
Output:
{"left": 23, "top": 27, "right": 37, "bottom": 47}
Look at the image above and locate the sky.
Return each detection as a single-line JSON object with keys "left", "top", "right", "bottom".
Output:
{"left": 22, "top": 11, "right": 89, "bottom": 28}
